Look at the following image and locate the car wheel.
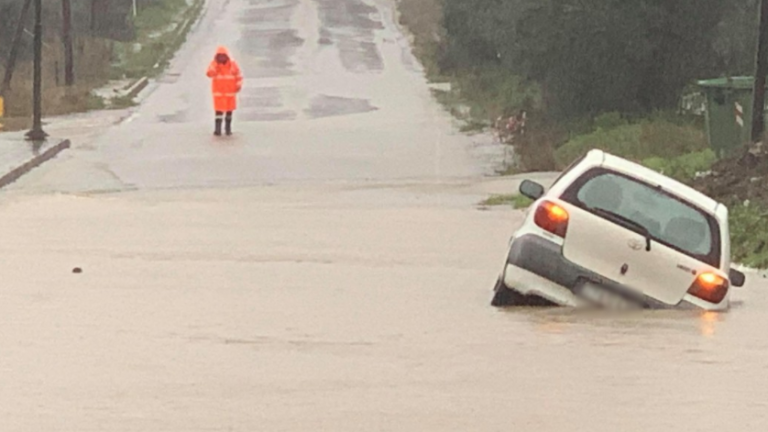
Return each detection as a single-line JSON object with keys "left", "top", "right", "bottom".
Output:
{"left": 491, "top": 277, "right": 526, "bottom": 307}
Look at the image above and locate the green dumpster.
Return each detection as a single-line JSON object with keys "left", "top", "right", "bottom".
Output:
{"left": 697, "top": 77, "right": 768, "bottom": 158}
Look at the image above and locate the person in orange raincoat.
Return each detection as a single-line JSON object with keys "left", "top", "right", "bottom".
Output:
{"left": 206, "top": 46, "right": 243, "bottom": 136}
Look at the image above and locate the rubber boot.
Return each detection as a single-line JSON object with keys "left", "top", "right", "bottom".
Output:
{"left": 214, "top": 119, "right": 222, "bottom": 136}
{"left": 225, "top": 115, "right": 233, "bottom": 136}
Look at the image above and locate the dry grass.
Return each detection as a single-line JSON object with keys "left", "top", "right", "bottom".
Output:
{"left": 501, "top": 124, "right": 561, "bottom": 173}
{"left": 0, "top": 116, "right": 31, "bottom": 131}
{"left": 516, "top": 138, "right": 557, "bottom": 171}
{"left": 0, "top": 0, "right": 198, "bottom": 126}
{"left": 1, "top": 37, "right": 111, "bottom": 121}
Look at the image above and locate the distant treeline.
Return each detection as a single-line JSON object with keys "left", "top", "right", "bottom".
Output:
{"left": 0, "top": 0, "right": 165, "bottom": 62}
{"left": 437, "top": 0, "right": 760, "bottom": 120}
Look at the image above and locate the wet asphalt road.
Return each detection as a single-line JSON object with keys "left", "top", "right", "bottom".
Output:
{"left": 74, "top": 0, "right": 488, "bottom": 191}
{"left": 3, "top": 0, "right": 768, "bottom": 430}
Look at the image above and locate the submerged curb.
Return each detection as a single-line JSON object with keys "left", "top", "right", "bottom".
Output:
{"left": 0, "top": 139, "right": 70, "bottom": 189}
{"left": 125, "top": 77, "right": 149, "bottom": 98}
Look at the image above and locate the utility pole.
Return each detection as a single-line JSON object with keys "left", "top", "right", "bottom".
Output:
{"left": 26, "top": 0, "right": 47, "bottom": 142}
{"left": 62, "top": 0, "right": 75, "bottom": 86}
{"left": 1, "top": 0, "right": 33, "bottom": 96}
{"left": 751, "top": 0, "right": 768, "bottom": 143}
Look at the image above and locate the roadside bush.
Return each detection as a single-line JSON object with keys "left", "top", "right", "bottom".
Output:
{"left": 452, "top": 67, "right": 540, "bottom": 122}
{"left": 555, "top": 123, "right": 642, "bottom": 168}
{"left": 637, "top": 119, "right": 708, "bottom": 158}
{"left": 515, "top": 128, "right": 559, "bottom": 171}
{"left": 109, "top": 95, "right": 135, "bottom": 109}
{"left": 555, "top": 119, "right": 708, "bottom": 168}
{"left": 729, "top": 203, "right": 768, "bottom": 268}
{"left": 397, "top": 0, "right": 444, "bottom": 78}
{"left": 4, "top": 83, "right": 103, "bottom": 118}
{"left": 593, "top": 112, "right": 628, "bottom": 130}
{"left": 480, "top": 194, "right": 533, "bottom": 209}
{"left": 642, "top": 149, "right": 716, "bottom": 183}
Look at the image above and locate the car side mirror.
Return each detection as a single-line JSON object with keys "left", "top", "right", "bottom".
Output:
{"left": 729, "top": 268, "right": 746, "bottom": 287}
{"left": 519, "top": 180, "right": 544, "bottom": 200}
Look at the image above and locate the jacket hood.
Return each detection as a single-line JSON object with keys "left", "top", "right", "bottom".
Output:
{"left": 215, "top": 46, "right": 230, "bottom": 56}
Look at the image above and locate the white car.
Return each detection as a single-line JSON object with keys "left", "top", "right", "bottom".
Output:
{"left": 492, "top": 149, "right": 746, "bottom": 311}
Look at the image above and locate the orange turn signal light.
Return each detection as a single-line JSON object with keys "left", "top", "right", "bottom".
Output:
{"left": 534, "top": 201, "right": 569, "bottom": 237}
{"left": 698, "top": 272, "right": 726, "bottom": 289}
{"left": 688, "top": 272, "right": 729, "bottom": 304}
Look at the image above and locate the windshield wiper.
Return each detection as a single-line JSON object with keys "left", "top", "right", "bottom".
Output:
{"left": 590, "top": 207, "right": 652, "bottom": 251}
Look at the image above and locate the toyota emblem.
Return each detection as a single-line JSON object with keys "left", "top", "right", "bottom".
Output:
{"left": 627, "top": 239, "right": 643, "bottom": 251}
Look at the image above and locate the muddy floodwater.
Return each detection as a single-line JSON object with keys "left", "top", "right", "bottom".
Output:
{"left": 1, "top": 0, "right": 767, "bottom": 429}
{"left": 1, "top": 186, "right": 766, "bottom": 431}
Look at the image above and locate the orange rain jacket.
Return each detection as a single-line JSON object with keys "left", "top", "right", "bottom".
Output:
{"left": 206, "top": 46, "right": 243, "bottom": 112}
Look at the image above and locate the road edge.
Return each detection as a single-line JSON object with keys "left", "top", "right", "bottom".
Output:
{"left": 124, "top": 77, "right": 150, "bottom": 99}
{"left": 0, "top": 139, "right": 71, "bottom": 189}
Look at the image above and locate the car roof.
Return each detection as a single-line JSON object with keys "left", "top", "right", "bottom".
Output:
{"left": 581, "top": 149, "right": 721, "bottom": 213}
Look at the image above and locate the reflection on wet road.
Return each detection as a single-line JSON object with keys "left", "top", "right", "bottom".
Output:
{"left": 46, "top": 0, "right": 488, "bottom": 191}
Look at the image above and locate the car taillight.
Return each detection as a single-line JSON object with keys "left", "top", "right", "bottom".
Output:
{"left": 534, "top": 200, "right": 569, "bottom": 237}
{"left": 687, "top": 272, "right": 729, "bottom": 304}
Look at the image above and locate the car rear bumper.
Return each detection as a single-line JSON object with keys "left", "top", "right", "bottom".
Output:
{"left": 503, "top": 234, "right": 697, "bottom": 309}
{"left": 503, "top": 263, "right": 588, "bottom": 307}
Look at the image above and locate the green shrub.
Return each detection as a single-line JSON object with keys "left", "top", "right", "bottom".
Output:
{"left": 642, "top": 149, "right": 716, "bottom": 183}
{"left": 513, "top": 194, "right": 533, "bottom": 209}
{"left": 479, "top": 194, "right": 533, "bottom": 209}
{"left": 109, "top": 95, "right": 136, "bottom": 109}
{"left": 480, "top": 194, "right": 517, "bottom": 206}
{"left": 555, "top": 119, "right": 708, "bottom": 168}
{"left": 452, "top": 67, "right": 541, "bottom": 121}
{"left": 636, "top": 119, "right": 708, "bottom": 158}
{"left": 85, "top": 94, "right": 107, "bottom": 111}
{"left": 555, "top": 123, "right": 642, "bottom": 167}
{"left": 729, "top": 203, "right": 768, "bottom": 268}
{"left": 593, "top": 112, "right": 627, "bottom": 130}
{"left": 132, "top": 0, "right": 188, "bottom": 33}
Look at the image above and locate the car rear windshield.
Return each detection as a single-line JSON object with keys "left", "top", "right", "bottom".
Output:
{"left": 560, "top": 168, "right": 721, "bottom": 267}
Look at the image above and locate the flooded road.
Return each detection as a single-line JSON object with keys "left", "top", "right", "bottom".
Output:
{"left": 1, "top": 186, "right": 768, "bottom": 431}
{"left": 2, "top": 0, "right": 768, "bottom": 430}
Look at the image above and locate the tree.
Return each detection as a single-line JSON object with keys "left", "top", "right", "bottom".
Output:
{"left": 439, "top": 0, "right": 749, "bottom": 120}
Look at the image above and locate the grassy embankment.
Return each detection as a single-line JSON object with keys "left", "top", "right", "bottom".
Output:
{"left": 112, "top": 0, "right": 203, "bottom": 81}
{"left": 0, "top": 0, "right": 202, "bottom": 131}
{"left": 396, "top": 0, "right": 538, "bottom": 129}
{"left": 396, "top": 0, "right": 768, "bottom": 267}
{"left": 479, "top": 194, "right": 532, "bottom": 209}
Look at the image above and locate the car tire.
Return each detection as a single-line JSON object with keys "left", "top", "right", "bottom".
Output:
{"left": 491, "top": 277, "right": 526, "bottom": 307}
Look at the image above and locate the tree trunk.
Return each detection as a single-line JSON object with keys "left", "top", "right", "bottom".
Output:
{"left": 1, "top": 0, "right": 33, "bottom": 95}
{"left": 62, "top": 0, "right": 75, "bottom": 86}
